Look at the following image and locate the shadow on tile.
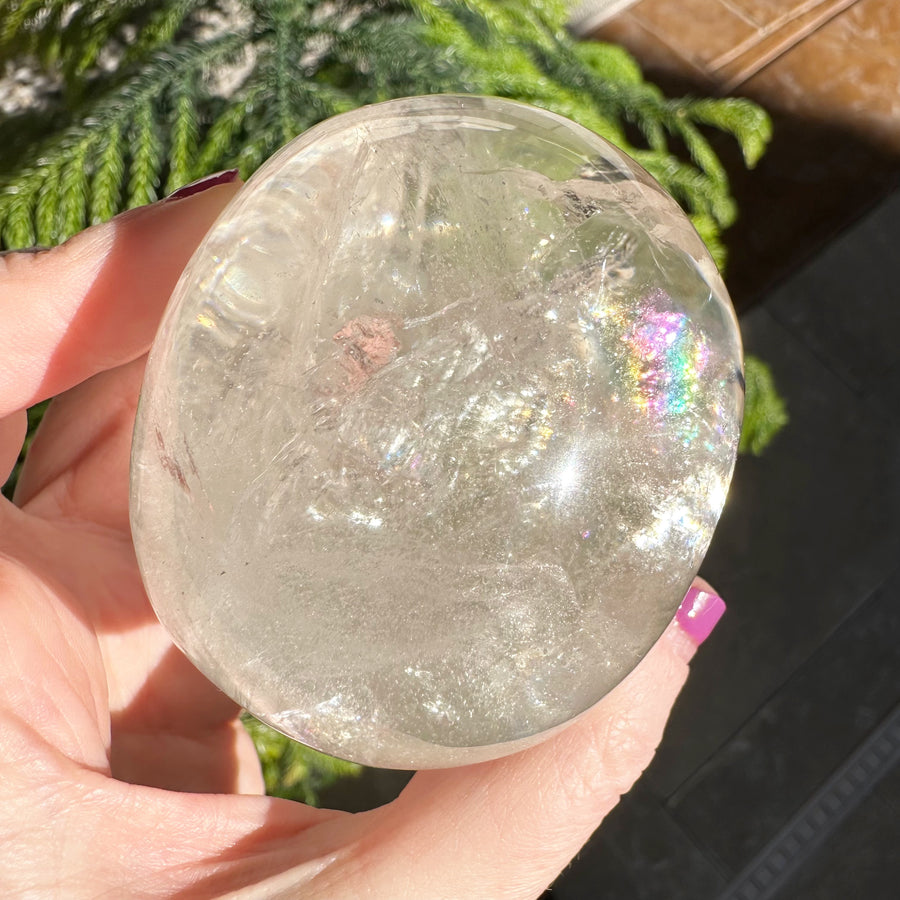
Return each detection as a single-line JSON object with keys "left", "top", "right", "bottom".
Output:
{"left": 552, "top": 786, "right": 728, "bottom": 900}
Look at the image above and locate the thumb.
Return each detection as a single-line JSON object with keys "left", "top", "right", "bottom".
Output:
{"left": 0, "top": 170, "right": 241, "bottom": 419}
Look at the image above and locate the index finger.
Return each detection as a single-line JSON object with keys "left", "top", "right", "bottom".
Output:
{"left": 0, "top": 177, "right": 241, "bottom": 419}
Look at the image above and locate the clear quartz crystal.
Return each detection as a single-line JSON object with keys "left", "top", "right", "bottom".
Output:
{"left": 130, "top": 95, "right": 743, "bottom": 769}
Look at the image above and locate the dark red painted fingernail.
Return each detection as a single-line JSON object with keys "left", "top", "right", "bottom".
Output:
{"left": 164, "top": 169, "right": 239, "bottom": 202}
{"left": 676, "top": 586, "right": 726, "bottom": 646}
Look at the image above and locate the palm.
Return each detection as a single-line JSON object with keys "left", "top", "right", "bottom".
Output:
{"left": 7, "top": 354, "right": 260, "bottom": 795}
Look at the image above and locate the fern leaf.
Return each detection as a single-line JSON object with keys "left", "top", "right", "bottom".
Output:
{"left": 59, "top": 139, "right": 90, "bottom": 236}
{"left": 671, "top": 113, "right": 728, "bottom": 185}
{"left": 273, "top": 10, "right": 296, "bottom": 144}
{"left": 0, "top": 0, "right": 772, "bottom": 268}
{"left": 573, "top": 40, "right": 643, "bottom": 86}
{"left": 166, "top": 79, "right": 200, "bottom": 194}
{"left": 636, "top": 152, "right": 732, "bottom": 225}
{"left": 740, "top": 355, "right": 789, "bottom": 455}
{"left": 0, "top": 0, "right": 54, "bottom": 48}
{"left": 59, "top": 0, "right": 124, "bottom": 79}
{"left": 34, "top": 162, "right": 63, "bottom": 245}
{"left": 32, "top": 2, "right": 68, "bottom": 68}
{"left": 290, "top": 80, "right": 356, "bottom": 128}
{"left": 124, "top": 0, "right": 204, "bottom": 65}
{"left": 241, "top": 713, "right": 361, "bottom": 806}
{"left": 90, "top": 120, "right": 125, "bottom": 224}
{"left": 1, "top": 192, "right": 36, "bottom": 249}
{"left": 0, "top": 28, "right": 248, "bottom": 241}
{"left": 689, "top": 213, "right": 727, "bottom": 270}
{"left": 128, "top": 101, "right": 164, "bottom": 207}
{"left": 688, "top": 97, "right": 773, "bottom": 168}
{"left": 194, "top": 86, "right": 264, "bottom": 177}
{"left": 235, "top": 130, "right": 278, "bottom": 179}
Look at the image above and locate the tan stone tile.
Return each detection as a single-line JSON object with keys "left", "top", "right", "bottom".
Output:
{"left": 627, "top": 0, "right": 759, "bottom": 69}
{"left": 715, "top": 0, "right": 858, "bottom": 87}
{"left": 722, "top": 0, "right": 834, "bottom": 29}
{"left": 744, "top": 0, "right": 900, "bottom": 151}
{"left": 592, "top": 0, "right": 900, "bottom": 152}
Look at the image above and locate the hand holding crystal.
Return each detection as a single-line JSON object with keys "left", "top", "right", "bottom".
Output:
{"left": 0, "top": 175, "right": 724, "bottom": 898}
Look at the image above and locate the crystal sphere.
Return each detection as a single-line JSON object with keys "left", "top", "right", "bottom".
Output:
{"left": 130, "top": 95, "right": 743, "bottom": 769}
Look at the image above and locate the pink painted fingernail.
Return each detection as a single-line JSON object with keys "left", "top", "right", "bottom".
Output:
{"left": 164, "top": 169, "right": 239, "bottom": 202}
{"left": 676, "top": 586, "right": 726, "bottom": 646}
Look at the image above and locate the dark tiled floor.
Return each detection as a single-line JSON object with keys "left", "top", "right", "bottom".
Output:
{"left": 670, "top": 570, "right": 900, "bottom": 872}
{"left": 764, "top": 188, "right": 900, "bottom": 418}
{"left": 552, "top": 785, "right": 728, "bottom": 900}
{"left": 550, "top": 163, "right": 900, "bottom": 898}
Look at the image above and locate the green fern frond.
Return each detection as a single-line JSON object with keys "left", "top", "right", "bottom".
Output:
{"left": 636, "top": 152, "right": 736, "bottom": 228}
{"left": 90, "top": 120, "right": 125, "bottom": 223}
{"left": 572, "top": 40, "right": 643, "bottom": 86}
{"left": 0, "top": 0, "right": 58, "bottom": 49}
{"left": 61, "top": 0, "right": 144, "bottom": 79}
{"left": 59, "top": 140, "right": 90, "bottom": 236}
{"left": 273, "top": 6, "right": 299, "bottom": 144}
{"left": 0, "top": 28, "right": 247, "bottom": 245}
{"left": 1, "top": 193, "right": 36, "bottom": 249}
{"left": 688, "top": 213, "right": 727, "bottom": 271}
{"left": 241, "top": 713, "right": 362, "bottom": 806}
{"left": 0, "top": 0, "right": 773, "bottom": 270}
{"left": 124, "top": 0, "right": 203, "bottom": 65}
{"left": 740, "top": 356, "right": 789, "bottom": 455}
{"left": 458, "top": 0, "right": 561, "bottom": 47}
{"left": 673, "top": 115, "right": 728, "bottom": 189}
{"left": 194, "top": 85, "right": 265, "bottom": 177}
{"left": 32, "top": 2, "right": 68, "bottom": 67}
{"left": 688, "top": 97, "right": 773, "bottom": 168}
{"left": 290, "top": 80, "right": 357, "bottom": 128}
{"left": 166, "top": 77, "right": 201, "bottom": 194}
{"left": 34, "top": 161, "right": 63, "bottom": 245}
{"left": 128, "top": 100, "right": 164, "bottom": 206}
{"left": 0, "top": 1, "right": 204, "bottom": 87}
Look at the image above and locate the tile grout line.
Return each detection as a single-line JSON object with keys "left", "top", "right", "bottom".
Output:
{"left": 715, "top": 703, "right": 900, "bottom": 900}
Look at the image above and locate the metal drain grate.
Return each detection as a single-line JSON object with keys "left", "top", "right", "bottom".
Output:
{"left": 717, "top": 702, "right": 900, "bottom": 900}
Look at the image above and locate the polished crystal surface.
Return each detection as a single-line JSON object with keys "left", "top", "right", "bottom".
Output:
{"left": 130, "top": 95, "right": 743, "bottom": 768}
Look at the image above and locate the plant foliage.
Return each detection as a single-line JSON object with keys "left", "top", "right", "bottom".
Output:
{"left": 740, "top": 356, "right": 789, "bottom": 455}
{"left": 241, "top": 713, "right": 362, "bottom": 805}
{"left": 0, "top": 0, "right": 771, "bottom": 263}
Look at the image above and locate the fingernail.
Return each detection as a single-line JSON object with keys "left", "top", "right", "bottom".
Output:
{"left": 676, "top": 586, "right": 726, "bottom": 646}
{"left": 0, "top": 246, "right": 50, "bottom": 257}
{"left": 164, "top": 169, "right": 239, "bottom": 202}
